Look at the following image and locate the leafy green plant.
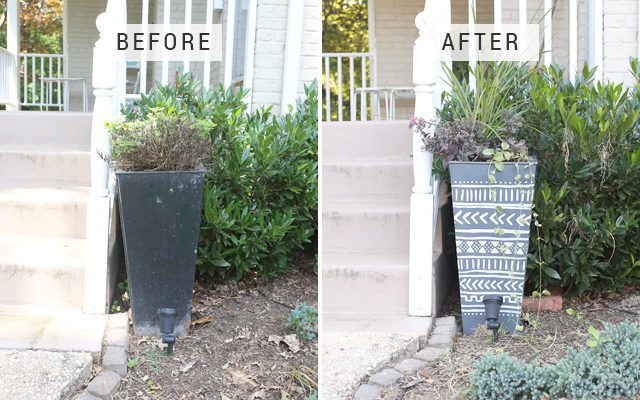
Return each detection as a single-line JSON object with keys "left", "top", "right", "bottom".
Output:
{"left": 198, "top": 82, "right": 318, "bottom": 280}
{"left": 286, "top": 303, "right": 318, "bottom": 341}
{"left": 521, "top": 61, "right": 640, "bottom": 294}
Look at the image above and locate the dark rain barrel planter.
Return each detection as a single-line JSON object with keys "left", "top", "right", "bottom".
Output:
{"left": 116, "top": 169, "right": 205, "bottom": 337}
{"left": 449, "top": 160, "right": 537, "bottom": 335}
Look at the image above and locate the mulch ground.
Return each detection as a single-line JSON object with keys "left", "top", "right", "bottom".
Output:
{"left": 111, "top": 258, "right": 318, "bottom": 400}
{"left": 381, "top": 285, "right": 640, "bottom": 400}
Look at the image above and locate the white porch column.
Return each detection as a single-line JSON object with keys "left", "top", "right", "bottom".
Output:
{"left": 280, "top": 0, "right": 305, "bottom": 113}
{"left": 409, "top": 0, "right": 449, "bottom": 316}
{"left": 6, "top": 0, "right": 19, "bottom": 110}
{"left": 84, "top": 1, "right": 126, "bottom": 314}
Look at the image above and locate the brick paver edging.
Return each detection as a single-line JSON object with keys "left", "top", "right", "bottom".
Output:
{"left": 352, "top": 316, "right": 457, "bottom": 400}
{"left": 74, "top": 313, "right": 130, "bottom": 400}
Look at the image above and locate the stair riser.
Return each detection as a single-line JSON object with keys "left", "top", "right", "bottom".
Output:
{"left": 323, "top": 121, "right": 413, "bottom": 161}
{"left": 0, "top": 112, "right": 92, "bottom": 148}
{"left": 0, "top": 201, "right": 87, "bottom": 238}
{"left": 322, "top": 163, "right": 413, "bottom": 198}
{"left": 322, "top": 267, "right": 409, "bottom": 314}
{"left": 0, "top": 265, "right": 83, "bottom": 308}
{"left": 0, "top": 152, "right": 90, "bottom": 185}
{"left": 323, "top": 211, "right": 409, "bottom": 252}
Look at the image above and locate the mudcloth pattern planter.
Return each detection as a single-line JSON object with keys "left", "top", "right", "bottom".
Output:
{"left": 449, "top": 161, "right": 537, "bottom": 335}
{"left": 116, "top": 169, "right": 205, "bottom": 337}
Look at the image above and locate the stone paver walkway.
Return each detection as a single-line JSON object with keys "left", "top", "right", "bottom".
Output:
{"left": 322, "top": 314, "right": 432, "bottom": 399}
{"left": 353, "top": 316, "right": 457, "bottom": 400}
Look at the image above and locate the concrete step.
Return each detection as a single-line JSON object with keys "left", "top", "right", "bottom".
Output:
{"left": 0, "top": 112, "right": 92, "bottom": 148}
{"left": 0, "top": 307, "right": 105, "bottom": 359}
{"left": 322, "top": 205, "right": 409, "bottom": 253}
{"left": 322, "top": 120, "right": 413, "bottom": 162}
{"left": 322, "top": 159, "right": 413, "bottom": 198}
{"left": 0, "top": 145, "right": 91, "bottom": 185}
{"left": 0, "top": 182, "right": 88, "bottom": 239}
{"left": 322, "top": 252, "right": 410, "bottom": 314}
{"left": 0, "top": 237, "right": 84, "bottom": 308}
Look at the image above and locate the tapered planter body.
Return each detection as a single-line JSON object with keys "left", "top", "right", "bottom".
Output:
{"left": 449, "top": 161, "right": 537, "bottom": 335}
{"left": 116, "top": 169, "right": 205, "bottom": 337}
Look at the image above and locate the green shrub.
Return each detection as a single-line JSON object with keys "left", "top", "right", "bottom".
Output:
{"left": 198, "top": 82, "right": 318, "bottom": 280}
{"left": 286, "top": 303, "right": 318, "bottom": 341}
{"left": 470, "top": 322, "right": 640, "bottom": 400}
{"left": 470, "top": 352, "right": 548, "bottom": 400}
{"left": 520, "top": 62, "right": 640, "bottom": 294}
{"left": 118, "top": 72, "right": 318, "bottom": 280}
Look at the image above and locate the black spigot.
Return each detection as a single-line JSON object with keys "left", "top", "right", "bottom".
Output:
{"left": 483, "top": 295, "right": 503, "bottom": 342}
{"left": 158, "top": 308, "right": 177, "bottom": 354}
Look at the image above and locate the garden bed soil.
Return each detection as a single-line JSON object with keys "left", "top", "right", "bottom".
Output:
{"left": 110, "top": 258, "right": 318, "bottom": 400}
{"left": 380, "top": 285, "right": 640, "bottom": 400}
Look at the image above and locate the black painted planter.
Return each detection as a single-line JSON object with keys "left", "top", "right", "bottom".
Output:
{"left": 116, "top": 169, "right": 205, "bottom": 337}
{"left": 449, "top": 161, "right": 537, "bottom": 335}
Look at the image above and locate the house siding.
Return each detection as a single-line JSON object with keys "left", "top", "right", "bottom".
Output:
{"left": 67, "top": 0, "right": 142, "bottom": 111}
{"left": 250, "top": 0, "right": 320, "bottom": 113}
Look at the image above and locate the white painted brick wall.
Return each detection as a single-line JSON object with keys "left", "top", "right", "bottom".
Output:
{"left": 251, "top": 0, "right": 320, "bottom": 113}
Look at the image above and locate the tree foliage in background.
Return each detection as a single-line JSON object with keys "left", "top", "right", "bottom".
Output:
{"left": 322, "top": 0, "right": 368, "bottom": 53}
{"left": 322, "top": 0, "right": 369, "bottom": 120}
{"left": 0, "top": 0, "right": 63, "bottom": 53}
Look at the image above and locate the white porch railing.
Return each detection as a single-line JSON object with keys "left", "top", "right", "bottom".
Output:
{"left": 322, "top": 52, "right": 376, "bottom": 121}
{"left": 19, "top": 53, "right": 65, "bottom": 111}
{"left": 0, "top": 48, "right": 17, "bottom": 108}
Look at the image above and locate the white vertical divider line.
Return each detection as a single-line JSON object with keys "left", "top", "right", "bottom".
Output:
{"left": 337, "top": 57, "right": 343, "bottom": 121}
{"left": 183, "top": 0, "right": 192, "bottom": 73}
{"left": 361, "top": 57, "right": 367, "bottom": 121}
{"left": 203, "top": 0, "right": 213, "bottom": 87}
{"left": 468, "top": 0, "right": 476, "bottom": 89}
{"left": 242, "top": 0, "right": 257, "bottom": 108}
{"left": 40, "top": 56, "right": 44, "bottom": 110}
{"left": 324, "top": 57, "right": 330, "bottom": 121}
{"left": 162, "top": 0, "right": 171, "bottom": 85}
{"left": 349, "top": 56, "right": 355, "bottom": 120}
{"left": 544, "top": 0, "right": 552, "bottom": 66}
{"left": 140, "top": 0, "right": 149, "bottom": 94}
{"left": 223, "top": 0, "right": 237, "bottom": 87}
{"left": 519, "top": 0, "right": 526, "bottom": 26}
{"left": 589, "top": 0, "right": 603, "bottom": 82}
{"left": 569, "top": 0, "right": 577, "bottom": 82}
{"left": 494, "top": 0, "right": 502, "bottom": 27}
{"left": 31, "top": 56, "right": 36, "bottom": 103}
{"left": 637, "top": 0, "right": 640, "bottom": 59}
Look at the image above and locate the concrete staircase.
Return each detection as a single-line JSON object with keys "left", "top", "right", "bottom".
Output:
{"left": 322, "top": 120, "right": 415, "bottom": 316}
{"left": 0, "top": 112, "right": 104, "bottom": 356}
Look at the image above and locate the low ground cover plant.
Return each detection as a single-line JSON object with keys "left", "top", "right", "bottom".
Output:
{"left": 119, "top": 72, "right": 317, "bottom": 280}
{"left": 287, "top": 303, "right": 318, "bottom": 340}
{"left": 471, "top": 321, "right": 640, "bottom": 400}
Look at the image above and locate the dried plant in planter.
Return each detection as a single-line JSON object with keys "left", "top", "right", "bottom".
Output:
{"left": 104, "top": 113, "right": 214, "bottom": 171}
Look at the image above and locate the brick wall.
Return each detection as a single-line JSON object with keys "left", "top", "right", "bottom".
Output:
{"left": 251, "top": 0, "right": 320, "bottom": 113}
{"left": 603, "top": 0, "right": 638, "bottom": 85}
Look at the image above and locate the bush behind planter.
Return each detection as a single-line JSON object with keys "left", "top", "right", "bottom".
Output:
{"left": 197, "top": 83, "right": 318, "bottom": 280}
{"left": 520, "top": 62, "right": 640, "bottom": 295}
